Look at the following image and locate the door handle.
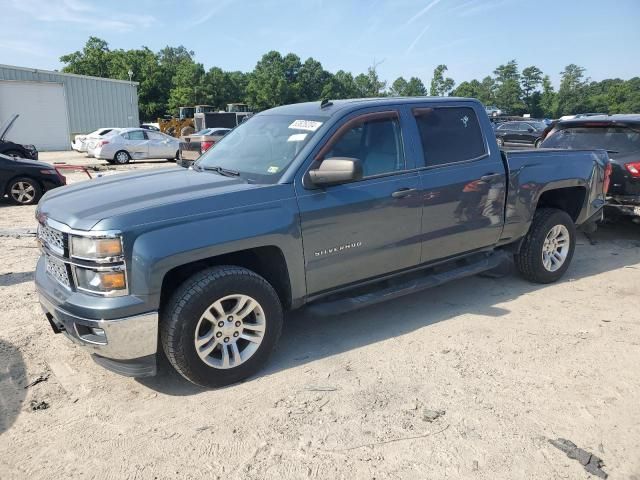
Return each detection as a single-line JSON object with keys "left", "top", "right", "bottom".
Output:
{"left": 391, "top": 188, "right": 416, "bottom": 198}
{"left": 480, "top": 173, "right": 502, "bottom": 181}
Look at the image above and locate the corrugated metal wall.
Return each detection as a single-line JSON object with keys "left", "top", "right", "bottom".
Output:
{"left": 0, "top": 65, "right": 140, "bottom": 135}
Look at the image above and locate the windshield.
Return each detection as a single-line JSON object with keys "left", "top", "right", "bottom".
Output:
{"left": 529, "top": 121, "right": 546, "bottom": 130}
{"left": 542, "top": 126, "right": 640, "bottom": 154}
{"left": 195, "top": 114, "right": 326, "bottom": 182}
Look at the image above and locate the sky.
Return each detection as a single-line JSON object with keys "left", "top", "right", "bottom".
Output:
{"left": 1, "top": 0, "right": 639, "bottom": 88}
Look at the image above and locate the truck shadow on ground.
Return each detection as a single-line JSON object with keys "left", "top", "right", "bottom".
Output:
{"left": 0, "top": 339, "right": 27, "bottom": 435}
{"left": 137, "top": 222, "right": 638, "bottom": 395}
{"left": 0, "top": 271, "right": 34, "bottom": 288}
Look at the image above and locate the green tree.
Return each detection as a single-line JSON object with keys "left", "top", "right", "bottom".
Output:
{"left": 320, "top": 70, "right": 358, "bottom": 99}
{"left": 430, "top": 64, "right": 455, "bottom": 96}
{"left": 354, "top": 66, "right": 386, "bottom": 97}
{"left": 297, "top": 58, "right": 331, "bottom": 102}
{"left": 493, "top": 60, "right": 525, "bottom": 114}
{"left": 557, "top": 64, "right": 588, "bottom": 115}
{"left": 167, "top": 62, "right": 206, "bottom": 112}
{"left": 390, "top": 76, "right": 426, "bottom": 96}
{"left": 521, "top": 66, "right": 543, "bottom": 114}
{"left": 60, "top": 36, "right": 112, "bottom": 78}
{"left": 540, "top": 75, "right": 557, "bottom": 117}
{"left": 245, "top": 51, "right": 301, "bottom": 110}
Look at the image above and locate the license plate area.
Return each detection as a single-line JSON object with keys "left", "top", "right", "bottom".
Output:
{"left": 45, "top": 253, "right": 71, "bottom": 289}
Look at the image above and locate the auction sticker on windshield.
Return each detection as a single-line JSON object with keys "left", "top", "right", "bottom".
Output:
{"left": 289, "top": 120, "right": 322, "bottom": 131}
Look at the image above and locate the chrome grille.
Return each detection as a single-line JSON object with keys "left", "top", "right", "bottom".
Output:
{"left": 38, "top": 223, "right": 65, "bottom": 255}
{"left": 44, "top": 254, "right": 71, "bottom": 288}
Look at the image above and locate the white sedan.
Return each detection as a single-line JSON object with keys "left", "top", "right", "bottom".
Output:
{"left": 71, "top": 128, "right": 120, "bottom": 153}
{"left": 88, "top": 128, "right": 181, "bottom": 164}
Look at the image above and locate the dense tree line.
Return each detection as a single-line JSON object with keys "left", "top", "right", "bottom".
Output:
{"left": 60, "top": 37, "right": 640, "bottom": 121}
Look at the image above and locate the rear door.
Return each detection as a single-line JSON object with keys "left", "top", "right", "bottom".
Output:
{"left": 296, "top": 108, "right": 423, "bottom": 295}
{"left": 410, "top": 104, "right": 507, "bottom": 263}
{"left": 124, "top": 130, "right": 149, "bottom": 159}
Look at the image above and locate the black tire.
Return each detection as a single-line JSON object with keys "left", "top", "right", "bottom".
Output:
{"left": 534, "top": 138, "right": 542, "bottom": 148}
{"left": 160, "top": 266, "right": 283, "bottom": 388}
{"left": 114, "top": 150, "right": 131, "bottom": 164}
{"left": 496, "top": 137, "right": 504, "bottom": 147}
{"left": 6, "top": 177, "right": 42, "bottom": 205}
{"left": 514, "top": 208, "right": 576, "bottom": 284}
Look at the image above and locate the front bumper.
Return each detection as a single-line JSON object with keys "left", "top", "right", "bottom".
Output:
{"left": 38, "top": 292, "right": 158, "bottom": 377}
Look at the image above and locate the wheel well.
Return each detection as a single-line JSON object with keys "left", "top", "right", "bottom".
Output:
{"left": 160, "top": 246, "right": 292, "bottom": 310}
{"left": 4, "top": 174, "right": 43, "bottom": 195}
{"left": 537, "top": 187, "right": 586, "bottom": 221}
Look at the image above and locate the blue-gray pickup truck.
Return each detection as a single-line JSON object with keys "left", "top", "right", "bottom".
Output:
{"left": 35, "top": 97, "right": 610, "bottom": 387}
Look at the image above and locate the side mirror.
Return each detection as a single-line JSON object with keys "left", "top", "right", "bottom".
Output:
{"left": 309, "top": 157, "right": 362, "bottom": 185}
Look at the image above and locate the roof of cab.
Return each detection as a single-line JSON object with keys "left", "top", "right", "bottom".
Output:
{"left": 259, "top": 96, "right": 479, "bottom": 117}
{"left": 559, "top": 114, "right": 640, "bottom": 126}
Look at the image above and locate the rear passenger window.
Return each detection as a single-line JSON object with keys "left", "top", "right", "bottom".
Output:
{"left": 414, "top": 107, "right": 486, "bottom": 166}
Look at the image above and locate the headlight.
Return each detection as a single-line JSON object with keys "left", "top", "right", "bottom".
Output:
{"left": 71, "top": 236, "right": 123, "bottom": 260}
{"left": 74, "top": 267, "right": 127, "bottom": 294}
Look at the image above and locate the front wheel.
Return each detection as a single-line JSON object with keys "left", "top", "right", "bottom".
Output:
{"left": 534, "top": 138, "right": 542, "bottom": 148}
{"left": 7, "top": 177, "right": 42, "bottom": 205}
{"left": 160, "top": 266, "right": 283, "bottom": 388}
{"left": 515, "top": 208, "right": 576, "bottom": 283}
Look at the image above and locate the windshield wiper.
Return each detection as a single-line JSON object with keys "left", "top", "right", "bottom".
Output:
{"left": 200, "top": 165, "right": 240, "bottom": 177}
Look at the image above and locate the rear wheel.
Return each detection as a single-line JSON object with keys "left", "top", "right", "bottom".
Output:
{"left": 7, "top": 177, "right": 42, "bottom": 205}
{"left": 160, "top": 266, "right": 283, "bottom": 388}
{"left": 114, "top": 150, "right": 131, "bottom": 165}
{"left": 515, "top": 208, "right": 576, "bottom": 283}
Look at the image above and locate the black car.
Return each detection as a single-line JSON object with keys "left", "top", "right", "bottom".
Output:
{"left": 541, "top": 115, "right": 640, "bottom": 220}
{"left": 495, "top": 120, "right": 547, "bottom": 148}
{"left": 0, "top": 153, "right": 65, "bottom": 205}
{"left": 0, "top": 114, "right": 39, "bottom": 160}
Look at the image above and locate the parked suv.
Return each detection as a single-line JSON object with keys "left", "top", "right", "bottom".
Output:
{"left": 35, "top": 97, "right": 608, "bottom": 387}
{"left": 495, "top": 120, "right": 547, "bottom": 147}
{"left": 541, "top": 114, "right": 640, "bottom": 220}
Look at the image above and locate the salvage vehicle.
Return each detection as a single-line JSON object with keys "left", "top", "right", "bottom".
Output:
{"left": 72, "top": 128, "right": 120, "bottom": 153}
{"left": 0, "top": 153, "right": 65, "bottom": 205}
{"left": 87, "top": 128, "right": 180, "bottom": 164}
{"left": 0, "top": 114, "right": 38, "bottom": 160}
{"left": 178, "top": 127, "right": 231, "bottom": 167}
{"left": 35, "top": 97, "right": 609, "bottom": 387}
{"left": 541, "top": 114, "right": 640, "bottom": 220}
{"left": 495, "top": 120, "right": 547, "bottom": 147}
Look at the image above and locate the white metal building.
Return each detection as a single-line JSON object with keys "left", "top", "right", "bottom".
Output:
{"left": 0, "top": 64, "right": 140, "bottom": 151}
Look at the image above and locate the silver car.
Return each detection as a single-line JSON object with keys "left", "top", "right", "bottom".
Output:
{"left": 88, "top": 128, "right": 181, "bottom": 164}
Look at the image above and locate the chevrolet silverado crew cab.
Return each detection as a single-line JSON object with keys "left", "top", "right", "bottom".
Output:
{"left": 35, "top": 97, "right": 609, "bottom": 387}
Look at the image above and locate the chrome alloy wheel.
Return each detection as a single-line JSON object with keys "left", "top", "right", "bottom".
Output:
{"left": 10, "top": 181, "right": 36, "bottom": 204}
{"left": 541, "top": 224, "right": 570, "bottom": 272}
{"left": 194, "top": 294, "right": 266, "bottom": 369}
{"left": 115, "top": 151, "right": 129, "bottom": 164}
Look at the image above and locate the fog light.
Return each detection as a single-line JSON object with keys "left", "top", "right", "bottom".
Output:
{"left": 75, "top": 267, "right": 126, "bottom": 294}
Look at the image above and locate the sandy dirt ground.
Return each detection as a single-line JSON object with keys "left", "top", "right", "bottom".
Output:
{"left": 1, "top": 160, "right": 639, "bottom": 479}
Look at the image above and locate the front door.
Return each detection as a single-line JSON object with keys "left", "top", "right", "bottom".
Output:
{"left": 411, "top": 105, "right": 506, "bottom": 262}
{"left": 296, "top": 110, "right": 423, "bottom": 295}
{"left": 147, "top": 131, "right": 174, "bottom": 159}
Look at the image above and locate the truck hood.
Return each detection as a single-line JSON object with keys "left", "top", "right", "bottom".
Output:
{"left": 37, "top": 167, "right": 273, "bottom": 231}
